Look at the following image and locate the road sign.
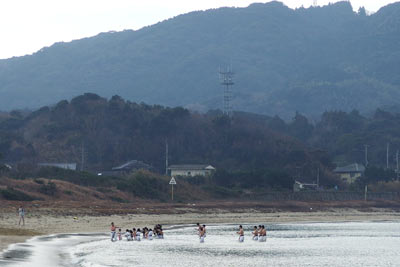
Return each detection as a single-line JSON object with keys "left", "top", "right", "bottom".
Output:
{"left": 169, "top": 177, "right": 176, "bottom": 201}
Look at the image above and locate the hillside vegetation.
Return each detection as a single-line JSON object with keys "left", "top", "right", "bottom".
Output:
{"left": 0, "top": 93, "right": 335, "bottom": 191}
{"left": 1, "top": 2, "right": 400, "bottom": 118}
{"left": 2, "top": 93, "right": 400, "bottom": 202}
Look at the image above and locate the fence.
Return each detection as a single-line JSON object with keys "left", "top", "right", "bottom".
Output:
{"left": 248, "top": 191, "right": 400, "bottom": 201}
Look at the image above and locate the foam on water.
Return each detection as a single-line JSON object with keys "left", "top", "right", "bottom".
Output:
{"left": 1, "top": 222, "right": 400, "bottom": 267}
{"left": 0, "top": 233, "right": 106, "bottom": 267}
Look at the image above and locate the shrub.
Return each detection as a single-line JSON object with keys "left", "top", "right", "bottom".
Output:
{"left": 186, "top": 175, "right": 208, "bottom": 185}
{"left": 34, "top": 178, "right": 44, "bottom": 184}
{"left": 202, "top": 185, "right": 240, "bottom": 198}
{"left": 63, "top": 190, "right": 73, "bottom": 195}
{"left": 0, "top": 187, "right": 36, "bottom": 201}
{"left": 38, "top": 181, "right": 57, "bottom": 196}
{"left": 110, "top": 196, "right": 128, "bottom": 203}
{"left": 116, "top": 170, "right": 169, "bottom": 201}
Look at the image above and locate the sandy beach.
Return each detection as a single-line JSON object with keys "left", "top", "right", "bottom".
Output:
{"left": 1, "top": 201, "right": 400, "bottom": 253}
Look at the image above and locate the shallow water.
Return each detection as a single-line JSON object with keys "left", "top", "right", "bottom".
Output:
{"left": 1, "top": 222, "right": 400, "bottom": 267}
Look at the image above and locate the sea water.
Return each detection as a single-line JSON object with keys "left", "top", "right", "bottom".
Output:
{"left": 1, "top": 222, "right": 400, "bottom": 267}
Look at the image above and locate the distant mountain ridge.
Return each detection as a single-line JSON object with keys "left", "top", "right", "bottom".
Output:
{"left": 1, "top": 1, "right": 400, "bottom": 118}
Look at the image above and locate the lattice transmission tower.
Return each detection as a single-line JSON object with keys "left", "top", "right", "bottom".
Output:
{"left": 218, "top": 66, "right": 234, "bottom": 117}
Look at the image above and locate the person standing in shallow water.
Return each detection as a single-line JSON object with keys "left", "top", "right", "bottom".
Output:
{"left": 237, "top": 225, "right": 244, "bottom": 242}
{"left": 252, "top": 226, "right": 259, "bottom": 241}
{"left": 199, "top": 226, "right": 206, "bottom": 243}
{"left": 18, "top": 206, "right": 25, "bottom": 226}
{"left": 110, "top": 222, "right": 118, "bottom": 242}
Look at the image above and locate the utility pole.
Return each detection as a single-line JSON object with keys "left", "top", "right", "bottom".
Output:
{"left": 80, "top": 141, "right": 85, "bottom": 171}
{"left": 317, "top": 167, "right": 320, "bottom": 188}
{"left": 397, "top": 150, "right": 399, "bottom": 181}
{"left": 386, "top": 143, "right": 390, "bottom": 169}
{"left": 165, "top": 139, "right": 169, "bottom": 176}
{"left": 364, "top": 144, "right": 369, "bottom": 167}
{"left": 364, "top": 185, "right": 368, "bottom": 201}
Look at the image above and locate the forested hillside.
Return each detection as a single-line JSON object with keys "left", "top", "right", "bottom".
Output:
{"left": 267, "top": 108, "right": 400, "bottom": 184}
{"left": 2, "top": 93, "right": 400, "bottom": 194}
{"left": 1, "top": 1, "right": 400, "bottom": 118}
{"left": 0, "top": 93, "right": 333, "bottom": 187}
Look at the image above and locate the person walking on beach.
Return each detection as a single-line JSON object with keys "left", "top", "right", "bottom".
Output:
{"left": 237, "top": 225, "right": 244, "bottom": 242}
{"left": 18, "top": 206, "right": 25, "bottom": 226}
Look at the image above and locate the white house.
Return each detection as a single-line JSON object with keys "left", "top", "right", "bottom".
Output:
{"left": 167, "top": 164, "right": 216, "bottom": 177}
{"left": 38, "top": 163, "right": 77, "bottom": 170}
{"left": 333, "top": 163, "right": 365, "bottom": 184}
{"left": 293, "top": 180, "right": 318, "bottom": 192}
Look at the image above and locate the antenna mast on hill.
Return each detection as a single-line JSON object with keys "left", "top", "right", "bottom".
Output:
{"left": 219, "top": 65, "right": 234, "bottom": 117}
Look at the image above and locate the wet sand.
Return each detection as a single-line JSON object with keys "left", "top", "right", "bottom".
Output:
{"left": 0, "top": 228, "right": 41, "bottom": 252}
{"left": 1, "top": 206, "right": 400, "bottom": 253}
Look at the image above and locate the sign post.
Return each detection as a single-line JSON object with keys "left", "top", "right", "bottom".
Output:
{"left": 169, "top": 177, "right": 176, "bottom": 201}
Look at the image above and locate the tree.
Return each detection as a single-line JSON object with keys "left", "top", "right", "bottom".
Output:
{"left": 358, "top": 7, "right": 367, "bottom": 16}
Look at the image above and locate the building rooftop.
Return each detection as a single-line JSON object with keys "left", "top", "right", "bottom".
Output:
{"left": 112, "top": 160, "right": 152, "bottom": 171}
{"left": 333, "top": 163, "right": 365, "bottom": 173}
{"left": 168, "top": 164, "right": 215, "bottom": 170}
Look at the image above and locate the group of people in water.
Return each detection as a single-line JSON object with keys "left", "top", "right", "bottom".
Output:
{"left": 196, "top": 223, "right": 267, "bottom": 243}
{"left": 237, "top": 225, "right": 267, "bottom": 242}
{"left": 111, "top": 222, "right": 267, "bottom": 243}
{"left": 110, "top": 222, "right": 164, "bottom": 242}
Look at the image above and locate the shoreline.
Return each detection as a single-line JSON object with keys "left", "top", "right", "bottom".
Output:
{"left": 1, "top": 207, "right": 400, "bottom": 254}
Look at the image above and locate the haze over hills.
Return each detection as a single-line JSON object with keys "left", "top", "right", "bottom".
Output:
{"left": 0, "top": 1, "right": 400, "bottom": 118}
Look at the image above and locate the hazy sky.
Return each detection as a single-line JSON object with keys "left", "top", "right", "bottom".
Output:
{"left": 0, "top": 0, "right": 397, "bottom": 59}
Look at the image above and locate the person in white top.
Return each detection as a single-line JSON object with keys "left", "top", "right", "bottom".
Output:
{"left": 18, "top": 206, "right": 25, "bottom": 226}
{"left": 136, "top": 229, "right": 141, "bottom": 241}
{"left": 125, "top": 229, "right": 132, "bottom": 241}
{"left": 148, "top": 229, "right": 153, "bottom": 240}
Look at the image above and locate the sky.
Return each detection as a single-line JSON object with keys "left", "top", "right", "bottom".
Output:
{"left": 0, "top": 0, "right": 398, "bottom": 59}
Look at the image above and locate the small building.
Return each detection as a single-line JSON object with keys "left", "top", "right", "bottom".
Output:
{"left": 38, "top": 163, "right": 77, "bottom": 170}
{"left": 167, "top": 164, "right": 216, "bottom": 177}
{"left": 293, "top": 180, "right": 319, "bottom": 192}
{"left": 333, "top": 163, "right": 365, "bottom": 184}
{"left": 0, "top": 163, "right": 12, "bottom": 171}
{"left": 99, "top": 160, "right": 152, "bottom": 176}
